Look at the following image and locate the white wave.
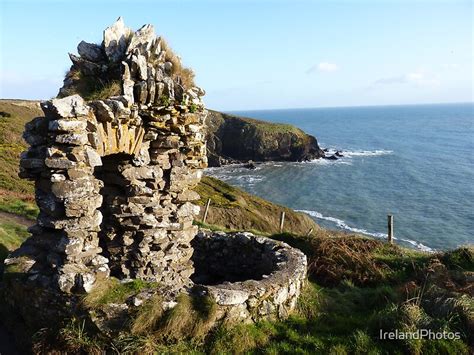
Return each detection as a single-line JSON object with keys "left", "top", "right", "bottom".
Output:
{"left": 342, "top": 149, "right": 393, "bottom": 157}
{"left": 321, "top": 149, "right": 393, "bottom": 158}
{"left": 297, "top": 209, "right": 434, "bottom": 252}
{"left": 303, "top": 158, "right": 353, "bottom": 166}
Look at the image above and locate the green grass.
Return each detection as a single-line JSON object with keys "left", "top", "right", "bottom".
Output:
{"left": 442, "top": 246, "right": 474, "bottom": 271}
{"left": 0, "top": 101, "right": 40, "bottom": 195}
{"left": 0, "top": 197, "right": 38, "bottom": 220}
{"left": 194, "top": 176, "right": 320, "bottom": 236}
{"left": 28, "top": 234, "right": 473, "bottom": 354}
{"left": 83, "top": 278, "right": 154, "bottom": 308}
{"left": 58, "top": 68, "right": 122, "bottom": 102}
{"left": 85, "top": 80, "right": 121, "bottom": 101}
{"left": 0, "top": 221, "right": 29, "bottom": 263}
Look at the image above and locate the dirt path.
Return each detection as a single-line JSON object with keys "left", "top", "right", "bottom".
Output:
{"left": 0, "top": 211, "right": 34, "bottom": 228}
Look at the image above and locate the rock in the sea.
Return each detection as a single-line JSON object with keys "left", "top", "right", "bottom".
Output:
{"left": 325, "top": 154, "right": 338, "bottom": 160}
{"left": 243, "top": 160, "right": 257, "bottom": 169}
{"left": 335, "top": 150, "right": 344, "bottom": 157}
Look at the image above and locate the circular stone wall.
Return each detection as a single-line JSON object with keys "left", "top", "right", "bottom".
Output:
{"left": 191, "top": 231, "right": 307, "bottom": 322}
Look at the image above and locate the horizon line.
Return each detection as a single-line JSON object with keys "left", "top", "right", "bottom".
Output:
{"left": 224, "top": 100, "right": 474, "bottom": 113}
{"left": 1, "top": 98, "right": 472, "bottom": 112}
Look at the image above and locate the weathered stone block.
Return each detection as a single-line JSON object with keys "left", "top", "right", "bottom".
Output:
{"left": 49, "top": 119, "right": 87, "bottom": 132}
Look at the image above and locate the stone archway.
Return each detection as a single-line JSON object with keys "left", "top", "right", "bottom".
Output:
{"left": 15, "top": 18, "right": 207, "bottom": 294}
{"left": 3, "top": 19, "right": 307, "bottom": 333}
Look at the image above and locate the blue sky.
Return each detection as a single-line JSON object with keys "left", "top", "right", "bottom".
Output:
{"left": 0, "top": 0, "right": 472, "bottom": 110}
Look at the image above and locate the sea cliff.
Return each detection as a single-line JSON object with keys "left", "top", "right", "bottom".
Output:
{"left": 205, "top": 110, "right": 325, "bottom": 166}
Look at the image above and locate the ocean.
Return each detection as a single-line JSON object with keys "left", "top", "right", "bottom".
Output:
{"left": 206, "top": 103, "right": 474, "bottom": 251}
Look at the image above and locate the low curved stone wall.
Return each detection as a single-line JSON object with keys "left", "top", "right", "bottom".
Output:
{"left": 191, "top": 231, "right": 307, "bottom": 322}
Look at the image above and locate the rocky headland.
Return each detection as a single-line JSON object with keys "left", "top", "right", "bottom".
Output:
{"left": 205, "top": 110, "right": 325, "bottom": 167}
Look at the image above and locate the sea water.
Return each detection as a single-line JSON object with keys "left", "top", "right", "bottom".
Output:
{"left": 206, "top": 103, "right": 474, "bottom": 251}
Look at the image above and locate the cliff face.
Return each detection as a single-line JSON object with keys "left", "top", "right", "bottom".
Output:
{"left": 205, "top": 110, "right": 324, "bottom": 166}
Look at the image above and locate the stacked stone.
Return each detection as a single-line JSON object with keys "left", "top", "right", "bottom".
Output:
{"left": 10, "top": 18, "right": 207, "bottom": 295}
{"left": 192, "top": 231, "right": 307, "bottom": 323}
{"left": 18, "top": 96, "right": 108, "bottom": 293}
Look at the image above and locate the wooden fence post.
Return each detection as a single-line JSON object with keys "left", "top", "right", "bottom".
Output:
{"left": 203, "top": 198, "right": 211, "bottom": 224}
{"left": 387, "top": 214, "right": 394, "bottom": 244}
{"left": 279, "top": 211, "right": 285, "bottom": 233}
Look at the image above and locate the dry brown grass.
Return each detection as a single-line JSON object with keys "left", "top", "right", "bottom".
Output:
{"left": 0, "top": 189, "right": 35, "bottom": 202}
{"left": 160, "top": 39, "right": 195, "bottom": 90}
{"left": 308, "top": 236, "right": 394, "bottom": 286}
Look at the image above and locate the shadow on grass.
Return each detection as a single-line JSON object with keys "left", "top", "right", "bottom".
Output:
{"left": 0, "top": 244, "right": 10, "bottom": 273}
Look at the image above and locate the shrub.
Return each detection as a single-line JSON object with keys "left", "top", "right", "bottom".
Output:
{"left": 189, "top": 103, "right": 198, "bottom": 113}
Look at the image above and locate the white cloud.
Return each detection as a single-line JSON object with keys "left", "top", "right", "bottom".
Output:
{"left": 318, "top": 62, "right": 339, "bottom": 72}
{"left": 306, "top": 62, "right": 339, "bottom": 74}
{"left": 373, "top": 70, "right": 440, "bottom": 87}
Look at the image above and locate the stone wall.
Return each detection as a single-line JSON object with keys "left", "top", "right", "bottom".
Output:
{"left": 2, "top": 18, "right": 307, "bottom": 334}
{"left": 192, "top": 231, "right": 307, "bottom": 322}
{"left": 9, "top": 17, "right": 207, "bottom": 295}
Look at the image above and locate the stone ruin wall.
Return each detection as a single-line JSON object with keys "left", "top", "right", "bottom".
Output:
{"left": 4, "top": 19, "right": 307, "bottom": 329}
{"left": 16, "top": 18, "right": 207, "bottom": 294}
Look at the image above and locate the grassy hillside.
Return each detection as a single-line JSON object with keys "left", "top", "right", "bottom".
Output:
{"left": 0, "top": 100, "right": 472, "bottom": 354}
{"left": 0, "top": 100, "right": 41, "bottom": 195}
{"left": 195, "top": 176, "right": 319, "bottom": 236}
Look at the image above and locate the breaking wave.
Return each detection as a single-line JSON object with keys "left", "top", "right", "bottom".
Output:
{"left": 297, "top": 209, "right": 433, "bottom": 252}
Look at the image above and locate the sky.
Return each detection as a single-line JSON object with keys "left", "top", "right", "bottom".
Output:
{"left": 0, "top": 0, "right": 472, "bottom": 110}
